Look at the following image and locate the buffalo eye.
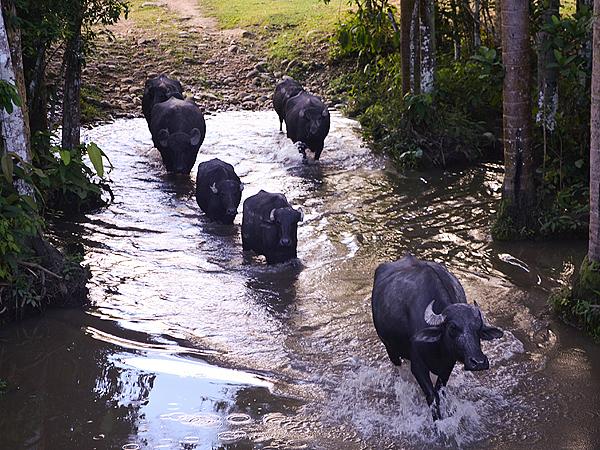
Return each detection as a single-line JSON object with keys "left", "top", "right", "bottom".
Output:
{"left": 448, "top": 323, "right": 461, "bottom": 338}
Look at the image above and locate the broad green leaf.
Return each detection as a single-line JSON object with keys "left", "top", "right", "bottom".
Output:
{"left": 87, "top": 142, "right": 104, "bottom": 177}
{"left": 59, "top": 149, "right": 71, "bottom": 166}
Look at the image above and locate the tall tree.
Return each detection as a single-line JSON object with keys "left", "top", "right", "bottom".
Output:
{"left": 589, "top": 0, "right": 600, "bottom": 262}
{"left": 401, "top": 0, "right": 415, "bottom": 95}
{"left": 61, "top": 2, "right": 84, "bottom": 150}
{"left": 0, "top": 0, "right": 30, "bottom": 167}
{"left": 420, "top": 0, "right": 435, "bottom": 93}
{"left": 499, "top": 0, "right": 536, "bottom": 231}
{"left": 536, "top": 0, "right": 560, "bottom": 134}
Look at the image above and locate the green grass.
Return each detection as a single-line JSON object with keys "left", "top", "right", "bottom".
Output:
{"left": 201, "top": 0, "right": 351, "bottom": 59}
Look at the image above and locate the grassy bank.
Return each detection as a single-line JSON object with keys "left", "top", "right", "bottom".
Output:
{"left": 201, "top": 0, "right": 351, "bottom": 60}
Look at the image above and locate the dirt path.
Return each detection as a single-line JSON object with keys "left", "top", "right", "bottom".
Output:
{"left": 82, "top": 0, "right": 334, "bottom": 121}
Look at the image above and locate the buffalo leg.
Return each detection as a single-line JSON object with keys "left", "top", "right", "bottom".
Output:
{"left": 411, "top": 360, "right": 441, "bottom": 420}
{"left": 279, "top": 117, "right": 283, "bottom": 132}
{"left": 314, "top": 144, "right": 323, "bottom": 161}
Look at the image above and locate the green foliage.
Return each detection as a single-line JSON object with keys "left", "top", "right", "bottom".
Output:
{"left": 332, "top": 0, "right": 399, "bottom": 59}
{"left": 534, "top": 7, "right": 593, "bottom": 237}
{"left": 0, "top": 153, "right": 43, "bottom": 283}
{"left": 32, "top": 140, "right": 113, "bottom": 214}
{"left": 550, "top": 257, "right": 600, "bottom": 341}
{"left": 0, "top": 81, "right": 21, "bottom": 114}
{"left": 334, "top": 47, "right": 500, "bottom": 169}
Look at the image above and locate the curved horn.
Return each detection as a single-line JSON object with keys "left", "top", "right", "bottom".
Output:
{"left": 269, "top": 208, "right": 276, "bottom": 222}
{"left": 424, "top": 301, "right": 445, "bottom": 326}
{"left": 210, "top": 183, "right": 218, "bottom": 194}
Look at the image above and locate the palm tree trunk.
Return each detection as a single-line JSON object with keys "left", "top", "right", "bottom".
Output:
{"left": 61, "top": 18, "right": 83, "bottom": 150}
{"left": 419, "top": 0, "right": 435, "bottom": 93}
{"left": 589, "top": 0, "right": 600, "bottom": 261}
{"left": 410, "top": 0, "right": 421, "bottom": 94}
{"left": 500, "top": 0, "right": 536, "bottom": 230}
{"left": 401, "top": 0, "right": 415, "bottom": 95}
{"left": 536, "top": 0, "right": 560, "bottom": 133}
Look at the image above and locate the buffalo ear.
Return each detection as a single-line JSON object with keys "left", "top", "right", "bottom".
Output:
{"left": 481, "top": 325, "right": 503, "bottom": 341}
{"left": 190, "top": 128, "right": 202, "bottom": 146}
{"left": 158, "top": 129, "right": 169, "bottom": 147}
{"left": 414, "top": 326, "right": 443, "bottom": 344}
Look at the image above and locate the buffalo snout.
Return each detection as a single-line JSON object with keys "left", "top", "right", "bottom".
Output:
{"left": 226, "top": 207, "right": 237, "bottom": 217}
{"left": 279, "top": 237, "right": 292, "bottom": 247}
{"left": 464, "top": 354, "right": 489, "bottom": 371}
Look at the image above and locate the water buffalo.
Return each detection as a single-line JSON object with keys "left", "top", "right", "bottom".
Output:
{"left": 196, "top": 158, "right": 243, "bottom": 224}
{"left": 142, "top": 74, "right": 184, "bottom": 125}
{"left": 371, "top": 254, "right": 503, "bottom": 420}
{"left": 150, "top": 97, "right": 206, "bottom": 174}
{"left": 242, "top": 190, "right": 304, "bottom": 264}
{"left": 284, "top": 91, "right": 330, "bottom": 161}
{"left": 273, "top": 78, "right": 304, "bottom": 131}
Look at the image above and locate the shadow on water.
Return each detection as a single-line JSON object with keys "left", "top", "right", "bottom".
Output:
{"left": 0, "top": 111, "right": 599, "bottom": 449}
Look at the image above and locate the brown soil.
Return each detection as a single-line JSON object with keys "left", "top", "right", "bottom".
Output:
{"left": 82, "top": 0, "right": 339, "bottom": 121}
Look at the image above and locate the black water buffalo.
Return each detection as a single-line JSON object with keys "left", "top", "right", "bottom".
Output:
{"left": 142, "top": 74, "right": 184, "bottom": 125}
{"left": 150, "top": 97, "right": 206, "bottom": 174}
{"left": 284, "top": 91, "right": 330, "bottom": 161}
{"left": 242, "top": 190, "right": 304, "bottom": 264}
{"left": 371, "top": 254, "right": 503, "bottom": 420}
{"left": 273, "top": 78, "right": 304, "bottom": 132}
{"left": 196, "top": 158, "right": 243, "bottom": 224}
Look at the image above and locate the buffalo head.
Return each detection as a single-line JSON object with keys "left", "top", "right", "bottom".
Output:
{"left": 422, "top": 301, "right": 503, "bottom": 371}
{"left": 157, "top": 128, "right": 203, "bottom": 174}
{"left": 210, "top": 180, "right": 244, "bottom": 223}
{"left": 267, "top": 206, "right": 304, "bottom": 248}
{"left": 299, "top": 107, "right": 329, "bottom": 139}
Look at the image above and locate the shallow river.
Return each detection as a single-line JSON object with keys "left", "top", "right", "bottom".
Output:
{"left": 0, "top": 111, "right": 599, "bottom": 449}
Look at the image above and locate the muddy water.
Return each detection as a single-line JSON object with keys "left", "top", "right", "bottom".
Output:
{"left": 1, "top": 111, "right": 599, "bottom": 450}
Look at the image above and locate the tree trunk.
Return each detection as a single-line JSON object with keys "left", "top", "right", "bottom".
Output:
{"left": 450, "top": 0, "right": 462, "bottom": 59}
{"left": 0, "top": 0, "right": 30, "bottom": 166}
{"left": 61, "top": 20, "right": 83, "bottom": 150}
{"left": 495, "top": 0, "right": 502, "bottom": 48}
{"left": 536, "top": 0, "right": 560, "bottom": 132}
{"left": 579, "top": 0, "right": 593, "bottom": 87}
{"left": 401, "top": 0, "right": 415, "bottom": 95}
{"left": 474, "top": 0, "right": 482, "bottom": 48}
{"left": 410, "top": 0, "right": 421, "bottom": 94}
{"left": 25, "top": 42, "right": 49, "bottom": 139}
{"left": 419, "top": 0, "right": 435, "bottom": 93}
{"left": 589, "top": 0, "right": 600, "bottom": 261}
{"left": 500, "top": 0, "right": 536, "bottom": 230}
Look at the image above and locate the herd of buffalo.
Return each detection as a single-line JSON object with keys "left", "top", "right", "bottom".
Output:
{"left": 141, "top": 74, "right": 504, "bottom": 420}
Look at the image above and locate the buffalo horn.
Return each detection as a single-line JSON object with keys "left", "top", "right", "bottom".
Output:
{"left": 297, "top": 207, "right": 304, "bottom": 222}
{"left": 210, "top": 183, "right": 218, "bottom": 194}
{"left": 269, "top": 208, "right": 276, "bottom": 222}
{"left": 424, "top": 301, "right": 445, "bottom": 326}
